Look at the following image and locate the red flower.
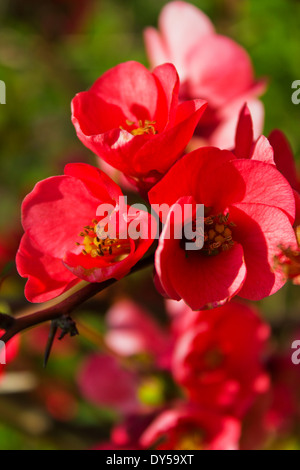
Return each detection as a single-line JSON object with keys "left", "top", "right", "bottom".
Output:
{"left": 149, "top": 146, "right": 297, "bottom": 309}
{"left": 71, "top": 61, "right": 207, "bottom": 191}
{"left": 140, "top": 404, "right": 241, "bottom": 450}
{"left": 16, "top": 163, "right": 155, "bottom": 303}
{"left": 144, "top": 1, "right": 265, "bottom": 149}
{"left": 172, "top": 302, "right": 270, "bottom": 418}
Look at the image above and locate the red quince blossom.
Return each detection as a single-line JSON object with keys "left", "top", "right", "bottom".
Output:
{"left": 149, "top": 146, "right": 297, "bottom": 310}
{"left": 16, "top": 163, "right": 155, "bottom": 303}
{"left": 71, "top": 61, "right": 207, "bottom": 191}
{"left": 172, "top": 301, "right": 270, "bottom": 418}
{"left": 140, "top": 404, "right": 241, "bottom": 450}
{"left": 144, "top": 1, "right": 265, "bottom": 149}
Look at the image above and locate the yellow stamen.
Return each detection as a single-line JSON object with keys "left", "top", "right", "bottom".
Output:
{"left": 121, "top": 119, "right": 157, "bottom": 136}
{"left": 77, "top": 220, "right": 131, "bottom": 261}
{"left": 202, "top": 213, "right": 236, "bottom": 256}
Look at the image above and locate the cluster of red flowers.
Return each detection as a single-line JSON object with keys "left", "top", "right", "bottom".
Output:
{"left": 13, "top": 1, "right": 300, "bottom": 450}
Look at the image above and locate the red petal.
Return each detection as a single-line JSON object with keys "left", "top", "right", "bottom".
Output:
{"left": 155, "top": 199, "right": 246, "bottom": 310}
{"left": 16, "top": 235, "right": 79, "bottom": 303}
{"left": 134, "top": 99, "right": 207, "bottom": 175}
{"left": 268, "top": 129, "right": 300, "bottom": 191}
{"left": 64, "top": 163, "right": 123, "bottom": 202}
{"left": 90, "top": 61, "right": 160, "bottom": 122}
{"left": 145, "top": 1, "right": 214, "bottom": 80}
{"left": 22, "top": 175, "right": 101, "bottom": 259}
{"left": 235, "top": 104, "right": 253, "bottom": 158}
{"left": 250, "top": 135, "right": 275, "bottom": 165}
{"left": 230, "top": 204, "right": 298, "bottom": 300}
{"left": 187, "top": 35, "right": 254, "bottom": 107}
{"left": 149, "top": 147, "right": 234, "bottom": 212}
{"left": 152, "top": 63, "right": 180, "bottom": 129}
{"left": 229, "top": 159, "right": 295, "bottom": 222}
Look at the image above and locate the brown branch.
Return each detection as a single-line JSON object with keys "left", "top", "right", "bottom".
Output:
{"left": 0, "top": 254, "right": 154, "bottom": 344}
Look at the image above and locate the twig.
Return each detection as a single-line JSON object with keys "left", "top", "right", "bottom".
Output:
{"left": 0, "top": 254, "right": 154, "bottom": 344}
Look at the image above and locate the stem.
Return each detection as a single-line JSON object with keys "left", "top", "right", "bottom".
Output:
{"left": 0, "top": 254, "right": 154, "bottom": 344}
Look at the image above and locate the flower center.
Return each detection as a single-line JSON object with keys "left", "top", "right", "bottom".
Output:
{"left": 202, "top": 212, "right": 236, "bottom": 256}
{"left": 77, "top": 220, "right": 131, "bottom": 261}
{"left": 204, "top": 348, "right": 224, "bottom": 370}
{"left": 121, "top": 119, "right": 157, "bottom": 136}
{"left": 176, "top": 430, "right": 203, "bottom": 450}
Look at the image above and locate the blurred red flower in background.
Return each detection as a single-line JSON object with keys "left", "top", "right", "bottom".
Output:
{"left": 144, "top": 1, "right": 265, "bottom": 149}
{"left": 105, "top": 299, "right": 173, "bottom": 369}
{"left": 77, "top": 353, "right": 139, "bottom": 415}
{"left": 140, "top": 405, "right": 241, "bottom": 450}
{"left": 172, "top": 301, "right": 270, "bottom": 418}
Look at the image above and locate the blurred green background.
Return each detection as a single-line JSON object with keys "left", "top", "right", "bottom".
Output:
{"left": 0, "top": 0, "right": 300, "bottom": 450}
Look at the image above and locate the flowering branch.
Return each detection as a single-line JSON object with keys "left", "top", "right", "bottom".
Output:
{"left": 0, "top": 254, "right": 154, "bottom": 344}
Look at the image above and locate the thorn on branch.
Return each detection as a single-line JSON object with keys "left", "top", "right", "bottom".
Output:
{"left": 43, "top": 315, "right": 79, "bottom": 367}
{"left": 56, "top": 315, "right": 79, "bottom": 340}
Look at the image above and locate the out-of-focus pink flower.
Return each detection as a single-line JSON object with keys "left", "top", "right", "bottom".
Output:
{"left": 77, "top": 353, "right": 139, "bottom": 415}
{"left": 141, "top": 404, "right": 241, "bottom": 450}
{"left": 105, "top": 299, "right": 173, "bottom": 369}
{"left": 172, "top": 302, "right": 270, "bottom": 418}
{"left": 144, "top": 1, "right": 265, "bottom": 149}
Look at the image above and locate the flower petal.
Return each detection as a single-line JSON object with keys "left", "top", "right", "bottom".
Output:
{"left": 16, "top": 235, "right": 79, "bottom": 303}
{"left": 155, "top": 200, "right": 246, "bottom": 310}
{"left": 22, "top": 175, "right": 101, "bottom": 258}
{"left": 145, "top": 1, "right": 214, "bottom": 81}
{"left": 268, "top": 129, "right": 300, "bottom": 191}
{"left": 230, "top": 204, "right": 298, "bottom": 300}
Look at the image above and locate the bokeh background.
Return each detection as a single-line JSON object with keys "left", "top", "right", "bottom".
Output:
{"left": 0, "top": 0, "right": 299, "bottom": 449}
